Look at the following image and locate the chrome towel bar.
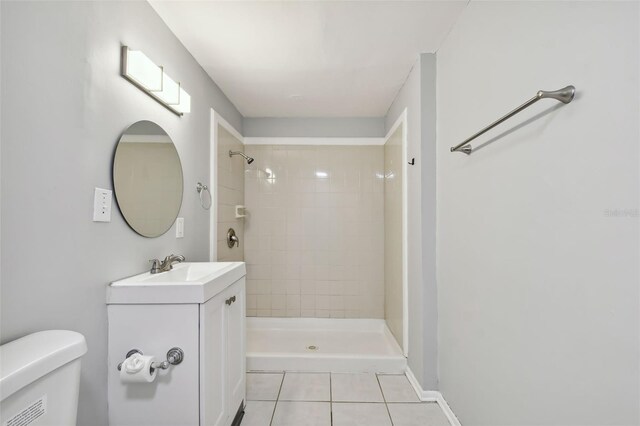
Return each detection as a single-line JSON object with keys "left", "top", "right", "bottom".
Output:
{"left": 450, "top": 85, "right": 576, "bottom": 155}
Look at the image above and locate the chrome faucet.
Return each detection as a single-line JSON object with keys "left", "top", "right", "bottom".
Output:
{"left": 149, "top": 254, "right": 185, "bottom": 274}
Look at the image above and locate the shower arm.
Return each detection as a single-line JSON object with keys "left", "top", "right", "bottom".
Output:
{"left": 229, "top": 150, "right": 254, "bottom": 163}
{"left": 450, "top": 85, "right": 575, "bottom": 155}
{"left": 229, "top": 150, "right": 245, "bottom": 158}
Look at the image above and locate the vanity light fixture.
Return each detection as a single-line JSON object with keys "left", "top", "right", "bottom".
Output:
{"left": 121, "top": 46, "right": 191, "bottom": 116}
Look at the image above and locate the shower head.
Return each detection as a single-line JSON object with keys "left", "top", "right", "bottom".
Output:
{"left": 229, "top": 150, "right": 254, "bottom": 164}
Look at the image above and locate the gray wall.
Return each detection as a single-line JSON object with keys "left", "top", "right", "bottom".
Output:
{"left": 384, "top": 54, "right": 438, "bottom": 390}
{"left": 418, "top": 54, "right": 438, "bottom": 391}
{"left": 436, "top": 1, "right": 639, "bottom": 424}
{"left": 0, "top": 2, "right": 242, "bottom": 425}
{"left": 243, "top": 117, "right": 385, "bottom": 137}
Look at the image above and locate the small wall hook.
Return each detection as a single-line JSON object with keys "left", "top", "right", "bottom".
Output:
{"left": 408, "top": 158, "right": 415, "bottom": 165}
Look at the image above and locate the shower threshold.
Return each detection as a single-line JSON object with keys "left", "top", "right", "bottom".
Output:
{"left": 246, "top": 317, "right": 406, "bottom": 373}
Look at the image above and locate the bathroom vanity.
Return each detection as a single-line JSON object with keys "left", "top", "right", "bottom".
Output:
{"left": 107, "top": 262, "right": 246, "bottom": 426}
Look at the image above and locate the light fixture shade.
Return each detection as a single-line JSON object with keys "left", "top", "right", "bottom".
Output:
{"left": 152, "top": 71, "right": 180, "bottom": 105}
{"left": 175, "top": 88, "right": 191, "bottom": 113}
{"left": 121, "top": 45, "right": 191, "bottom": 116}
{"left": 124, "top": 48, "right": 162, "bottom": 91}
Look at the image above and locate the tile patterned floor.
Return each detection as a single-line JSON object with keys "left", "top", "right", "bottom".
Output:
{"left": 243, "top": 372, "right": 451, "bottom": 426}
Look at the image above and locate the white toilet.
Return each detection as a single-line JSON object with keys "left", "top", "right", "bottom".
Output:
{"left": 0, "top": 330, "right": 87, "bottom": 426}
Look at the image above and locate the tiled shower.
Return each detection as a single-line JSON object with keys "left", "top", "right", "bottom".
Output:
{"left": 242, "top": 145, "right": 385, "bottom": 319}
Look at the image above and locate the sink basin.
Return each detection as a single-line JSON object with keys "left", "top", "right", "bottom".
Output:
{"left": 112, "top": 262, "right": 236, "bottom": 285}
{"left": 107, "top": 262, "right": 246, "bottom": 304}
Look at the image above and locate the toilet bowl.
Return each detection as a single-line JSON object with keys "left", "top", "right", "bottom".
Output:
{"left": 0, "top": 330, "right": 87, "bottom": 426}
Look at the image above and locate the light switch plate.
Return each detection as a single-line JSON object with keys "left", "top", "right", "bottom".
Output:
{"left": 93, "top": 187, "right": 112, "bottom": 222}
{"left": 176, "top": 217, "right": 184, "bottom": 238}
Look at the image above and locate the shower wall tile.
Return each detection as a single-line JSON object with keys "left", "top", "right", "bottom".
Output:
{"left": 244, "top": 145, "right": 384, "bottom": 319}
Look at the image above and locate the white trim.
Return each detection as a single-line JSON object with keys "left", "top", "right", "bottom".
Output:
{"left": 244, "top": 137, "right": 385, "bottom": 146}
{"left": 209, "top": 110, "right": 218, "bottom": 261}
{"left": 209, "top": 109, "right": 244, "bottom": 261}
{"left": 405, "top": 367, "right": 462, "bottom": 426}
{"left": 384, "top": 108, "right": 409, "bottom": 358}
{"left": 437, "top": 393, "right": 463, "bottom": 426}
{"left": 218, "top": 114, "right": 244, "bottom": 142}
{"left": 405, "top": 366, "right": 436, "bottom": 401}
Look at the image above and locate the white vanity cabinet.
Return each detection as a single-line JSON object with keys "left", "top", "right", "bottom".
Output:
{"left": 200, "top": 279, "right": 246, "bottom": 426}
{"left": 107, "top": 262, "right": 246, "bottom": 426}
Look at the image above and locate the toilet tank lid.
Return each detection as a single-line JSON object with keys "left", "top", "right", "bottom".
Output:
{"left": 0, "top": 330, "right": 87, "bottom": 401}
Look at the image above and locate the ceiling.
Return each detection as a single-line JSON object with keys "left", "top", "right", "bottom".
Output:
{"left": 149, "top": 1, "right": 468, "bottom": 118}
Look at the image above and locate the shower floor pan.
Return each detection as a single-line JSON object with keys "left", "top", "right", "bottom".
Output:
{"left": 247, "top": 318, "right": 406, "bottom": 373}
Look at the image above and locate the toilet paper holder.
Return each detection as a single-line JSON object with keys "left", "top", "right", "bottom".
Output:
{"left": 117, "top": 347, "right": 184, "bottom": 372}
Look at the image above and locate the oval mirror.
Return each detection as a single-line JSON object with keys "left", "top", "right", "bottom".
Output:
{"left": 113, "top": 121, "right": 183, "bottom": 237}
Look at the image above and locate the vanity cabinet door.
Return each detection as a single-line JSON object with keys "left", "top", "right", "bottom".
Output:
{"left": 200, "top": 293, "right": 227, "bottom": 426}
{"left": 225, "top": 279, "right": 246, "bottom": 417}
{"left": 200, "top": 277, "right": 246, "bottom": 426}
{"left": 108, "top": 304, "right": 200, "bottom": 426}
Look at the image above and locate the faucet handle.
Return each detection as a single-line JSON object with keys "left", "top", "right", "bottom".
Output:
{"left": 164, "top": 254, "right": 185, "bottom": 263}
{"left": 149, "top": 259, "right": 162, "bottom": 274}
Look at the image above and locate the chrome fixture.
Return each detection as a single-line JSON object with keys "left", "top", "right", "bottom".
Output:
{"left": 196, "top": 182, "right": 212, "bottom": 210}
{"left": 117, "top": 347, "right": 184, "bottom": 372}
{"left": 227, "top": 228, "right": 239, "bottom": 248}
{"left": 450, "top": 85, "right": 576, "bottom": 155}
{"left": 229, "top": 150, "right": 254, "bottom": 164}
{"left": 152, "top": 347, "right": 184, "bottom": 370}
{"left": 149, "top": 254, "right": 185, "bottom": 274}
{"left": 121, "top": 46, "right": 190, "bottom": 116}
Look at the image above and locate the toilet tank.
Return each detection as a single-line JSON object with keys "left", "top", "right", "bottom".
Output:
{"left": 0, "top": 330, "right": 87, "bottom": 426}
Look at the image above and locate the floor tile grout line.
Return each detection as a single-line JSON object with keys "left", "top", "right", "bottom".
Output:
{"left": 331, "top": 372, "right": 385, "bottom": 404}
{"left": 277, "top": 371, "right": 331, "bottom": 403}
{"left": 268, "top": 371, "right": 286, "bottom": 426}
{"left": 250, "top": 371, "right": 448, "bottom": 426}
{"left": 329, "top": 372, "right": 333, "bottom": 426}
{"left": 376, "top": 373, "right": 395, "bottom": 426}
{"left": 246, "top": 399, "right": 280, "bottom": 402}
{"left": 272, "top": 371, "right": 333, "bottom": 425}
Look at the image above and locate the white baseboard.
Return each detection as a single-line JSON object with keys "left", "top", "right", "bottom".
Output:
{"left": 435, "top": 394, "right": 462, "bottom": 426}
{"left": 404, "top": 367, "right": 438, "bottom": 401}
{"left": 405, "top": 367, "right": 462, "bottom": 426}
